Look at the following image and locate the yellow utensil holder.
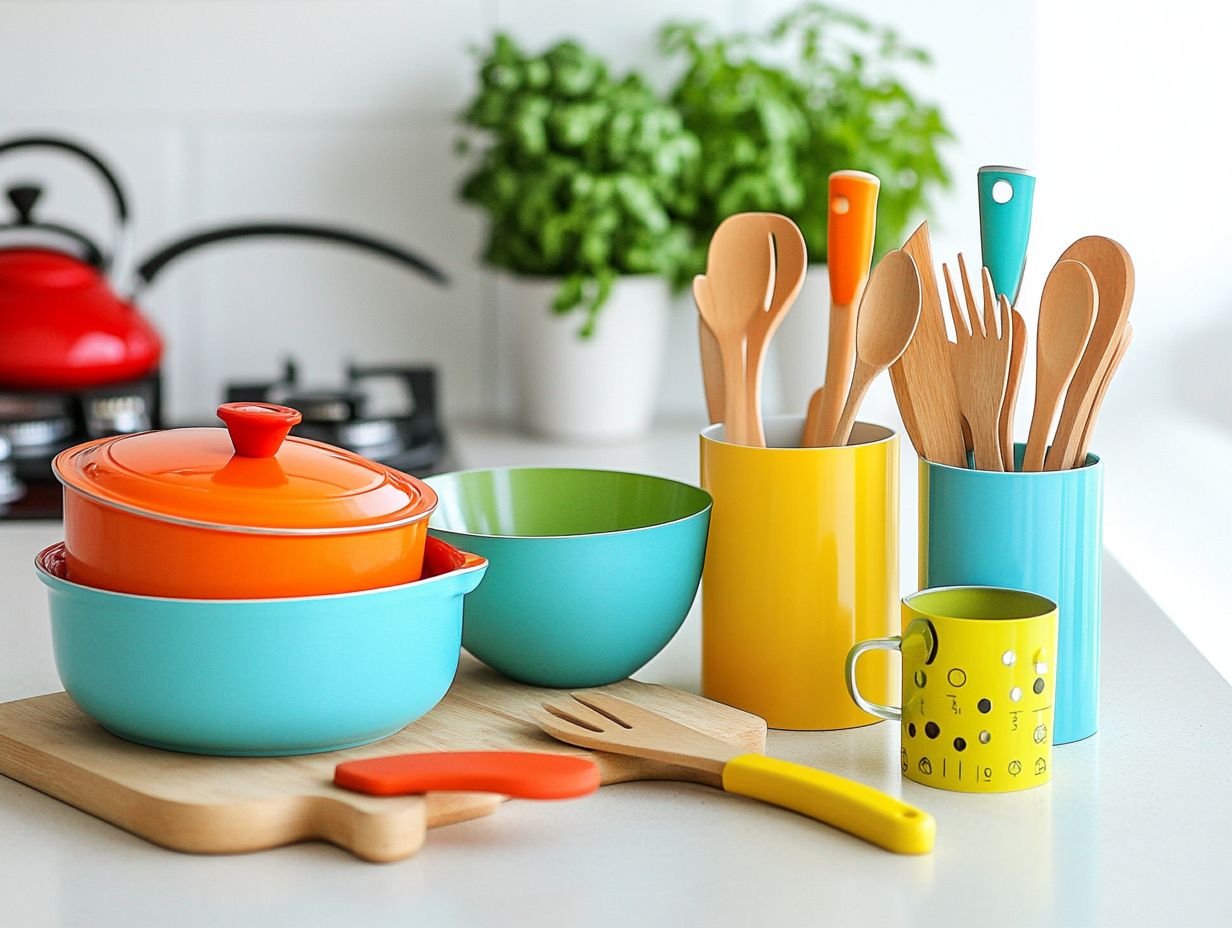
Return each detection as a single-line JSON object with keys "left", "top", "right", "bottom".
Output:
{"left": 700, "top": 415, "right": 898, "bottom": 730}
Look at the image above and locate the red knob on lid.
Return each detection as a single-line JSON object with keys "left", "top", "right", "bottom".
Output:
{"left": 216, "top": 403, "right": 302, "bottom": 458}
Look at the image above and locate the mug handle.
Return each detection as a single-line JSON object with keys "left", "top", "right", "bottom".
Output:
{"left": 845, "top": 637, "right": 903, "bottom": 721}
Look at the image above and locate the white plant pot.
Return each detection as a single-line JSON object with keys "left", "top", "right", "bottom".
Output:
{"left": 771, "top": 263, "right": 829, "bottom": 416}
{"left": 505, "top": 275, "right": 671, "bottom": 442}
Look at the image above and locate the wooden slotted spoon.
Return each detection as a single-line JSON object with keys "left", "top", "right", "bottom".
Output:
{"left": 527, "top": 692, "right": 935, "bottom": 855}
{"left": 829, "top": 250, "right": 922, "bottom": 446}
{"left": 1021, "top": 259, "right": 1097, "bottom": 471}
{"left": 741, "top": 214, "right": 807, "bottom": 447}
{"left": 698, "top": 215, "right": 776, "bottom": 446}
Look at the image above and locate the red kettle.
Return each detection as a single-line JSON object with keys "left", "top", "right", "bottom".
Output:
{"left": 0, "top": 136, "right": 159, "bottom": 389}
{"left": 0, "top": 135, "right": 448, "bottom": 392}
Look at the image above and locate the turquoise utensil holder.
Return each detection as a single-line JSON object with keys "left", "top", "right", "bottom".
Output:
{"left": 919, "top": 447, "right": 1103, "bottom": 744}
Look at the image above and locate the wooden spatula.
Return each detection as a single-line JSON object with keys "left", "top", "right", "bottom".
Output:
{"left": 891, "top": 221, "right": 966, "bottom": 465}
{"left": 699, "top": 214, "right": 776, "bottom": 446}
{"left": 1073, "top": 322, "right": 1132, "bottom": 466}
{"left": 1043, "top": 236, "right": 1134, "bottom": 470}
{"left": 742, "top": 214, "right": 808, "bottom": 446}
{"left": 804, "top": 170, "right": 879, "bottom": 447}
{"left": 694, "top": 278, "right": 724, "bottom": 425}
{"left": 829, "top": 250, "right": 921, "bottom": 446}
{"left": 1021, "top": 259, "right": 1097, "bottom": 471}
{"left": 1000, "top": 309, "right": 1027, "bottom": 470}
{"left": 528, "top": 692, "right": 935, "bottom": 855}
{"left": 944, "top": 257, "right": 1012, "bottom": 471}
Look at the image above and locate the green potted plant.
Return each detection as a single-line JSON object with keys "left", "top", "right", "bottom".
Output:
{"left": 661, "top": 2, "right": 954, "bottom": 411}
{"left": 457, "top": 34, "right": 699, "bottom": 441}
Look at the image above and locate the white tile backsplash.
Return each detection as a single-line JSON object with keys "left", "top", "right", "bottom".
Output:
{"left": 0, "top": 0, "right": 1032, "bottom": 423}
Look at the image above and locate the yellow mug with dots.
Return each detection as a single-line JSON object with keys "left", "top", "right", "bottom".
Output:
{"left": 845, "top": 587, "right": 1058, "bottom": 794}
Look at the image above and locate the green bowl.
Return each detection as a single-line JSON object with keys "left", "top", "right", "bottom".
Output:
{"left": 426, "top": 467, "right": 712, "bottom": 687}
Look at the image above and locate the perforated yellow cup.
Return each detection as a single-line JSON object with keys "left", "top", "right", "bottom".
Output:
{"left": 846, "top": 587, "right": 1058, "bottom": 793}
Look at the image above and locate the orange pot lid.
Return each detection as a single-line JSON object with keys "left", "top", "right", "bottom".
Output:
{"left": 53, "top": 403, "right": 437, "bottom": 534}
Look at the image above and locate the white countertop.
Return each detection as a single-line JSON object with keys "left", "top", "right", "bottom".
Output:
{"left": 1, "top": 420, "right": 1229, "bottom": 928}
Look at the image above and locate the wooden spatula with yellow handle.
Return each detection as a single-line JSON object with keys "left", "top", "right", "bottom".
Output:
{"left": 528, "top": 692, "right": 935, "bottom": 855}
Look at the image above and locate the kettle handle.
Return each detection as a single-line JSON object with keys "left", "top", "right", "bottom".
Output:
{"left": 132, "top": 221, "right": 448, "bottom": 297}
{"left": 0, "top": 135, "right": 131, "bottom": 274}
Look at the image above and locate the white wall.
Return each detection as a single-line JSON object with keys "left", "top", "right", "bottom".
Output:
{"left": 1031, "top": 0, "right": 1232, "bottom": 682}
{"left": 0, "top": 0, "right": 1031, "bottom": 424}
{"left": 7, "top": 2, "right": 1222, "bottom": 678}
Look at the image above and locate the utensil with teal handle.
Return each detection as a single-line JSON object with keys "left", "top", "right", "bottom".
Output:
{"left": 978, "top": 166, "right": 1036, "bottom": 304}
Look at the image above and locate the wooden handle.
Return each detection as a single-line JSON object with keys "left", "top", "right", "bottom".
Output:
{"left": 721, "top": 754, "right": 935, "bottom": 855}
{"left": 999, "top": 309, "right": 1027, "bottom": 469}
{"left": 694, "top": 275, "right": 724, "bottom": 425}
{"left": 1072, "top": 323, "right": 1133, "bottom": 466}
{"left": 810, "top": 301, "right": 858, "bottom": 446}
{"left": 830, "top": 359, "right": 875, "bottom": 447}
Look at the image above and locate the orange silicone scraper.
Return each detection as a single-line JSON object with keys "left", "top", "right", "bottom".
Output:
{"left": 334, "top": 751, "right": 601, "bottom": 799}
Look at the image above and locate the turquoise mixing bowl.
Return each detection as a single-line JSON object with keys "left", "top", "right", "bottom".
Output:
{"left": 426, "top": 467, "right": 712, "bottom": 687}
{"left": 35, "top": 538, "right": 486, "bottom": 756}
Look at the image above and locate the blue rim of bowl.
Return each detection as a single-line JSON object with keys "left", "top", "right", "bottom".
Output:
{"left": 425, "top": 465, "right": 713, "bottom": 540}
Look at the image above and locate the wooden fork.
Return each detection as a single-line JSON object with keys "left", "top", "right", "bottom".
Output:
{"left": 527, "top": 692, "right": 935, "bottom": 855}
{"left": 943, "top": 255, "right": 1012, "bottom": 471}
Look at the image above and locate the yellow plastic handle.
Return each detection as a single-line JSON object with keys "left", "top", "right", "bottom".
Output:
{"left": 721, "top": 754, "right": 935, "bottom": 855}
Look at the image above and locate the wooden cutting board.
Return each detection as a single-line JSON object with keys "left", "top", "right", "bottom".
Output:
{"left": 0, "top": 654, "right": 765, "bottom": 862}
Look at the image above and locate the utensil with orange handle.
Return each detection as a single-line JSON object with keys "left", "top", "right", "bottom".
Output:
{"left": 804, "top": 170, "right": 879, "bottom": 447}
{"left": 528, "top": 692, "right": 935, "bottom": 855}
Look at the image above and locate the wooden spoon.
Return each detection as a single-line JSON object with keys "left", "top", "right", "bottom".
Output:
{"left": 829, "top": 250, "right": 922, "bottom": 446}
{"left": 694, "top": 278, "right": 724, "bottom": 425}
{"left": 891, "top": 221, "right": 966, "bottom": 465}
{"left": 743, "top": 214, "right": 808, "bottom": 446}
{"left": 1073, "top": 323, "right": 1132, "bottom": 465}
{"left": 999, "top": 309, "right": 1027, "bottom": 470}
{"left": 1021, "top": 260, "right": 1098, "bottom": 471}
{"left": 699, "top": 215, "right": 776, "bottom": 446}
{"left": 804, "top": 170, "right": 880, "bottom": 446}
{"left": 1043, "top": 236, "right": 1134, "bottom": 470}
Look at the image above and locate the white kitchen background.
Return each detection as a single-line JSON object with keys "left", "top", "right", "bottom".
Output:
{"left": 1, "top": 1, "right": 1228, "bottom": 680}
